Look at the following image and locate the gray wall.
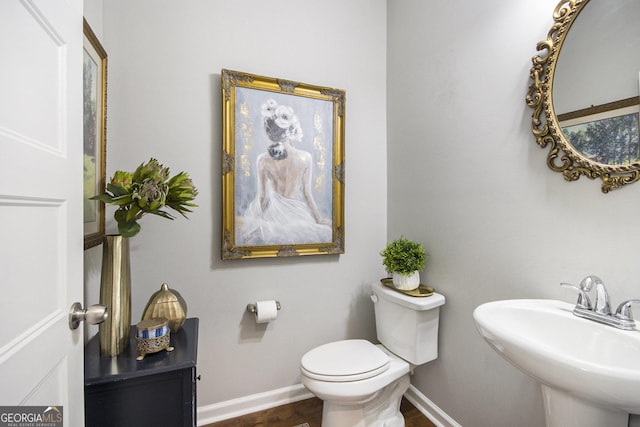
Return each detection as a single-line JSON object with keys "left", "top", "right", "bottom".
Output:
{"left": 84, "top": 0, "right": 388, "bottom": 407}
{"left": 388, "top": 1, "right": 640, "bottom": 426}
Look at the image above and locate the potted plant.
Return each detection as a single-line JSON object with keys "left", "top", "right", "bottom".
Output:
{"left": 380, "top": 236, "right": 426, "bottom": 290}
{"left": 90, "top": 158, "right": 198, "bottom": 356}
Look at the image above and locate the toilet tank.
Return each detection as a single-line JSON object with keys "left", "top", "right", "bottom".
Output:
{"left": 371, "top": 281, "right": 445, "bottom": 365}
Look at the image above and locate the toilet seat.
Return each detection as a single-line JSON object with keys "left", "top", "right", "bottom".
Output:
{"left": 300, "top": 339, "right": 390, "bottom": 382}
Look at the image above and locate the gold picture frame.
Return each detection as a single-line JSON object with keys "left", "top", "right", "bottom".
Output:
{"left": 221, "top": 69, "right": 345, "bottom": 259}
{"left": 558, "top": 97, "right": 640, "bottom": 167}
{"left": 83, "top": 19, "right": 107, "bottom": 249}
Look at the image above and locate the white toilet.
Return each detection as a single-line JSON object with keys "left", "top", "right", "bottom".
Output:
{"left": 300, "top": 280, "right": 445, "bottom": 427}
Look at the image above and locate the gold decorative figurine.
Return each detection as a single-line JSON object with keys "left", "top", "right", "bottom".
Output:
{"left": 142, "top": 283, "right": 187, "bottom": 333}
{"left": 135, "top": 318, "right": 174, "bottom": 361}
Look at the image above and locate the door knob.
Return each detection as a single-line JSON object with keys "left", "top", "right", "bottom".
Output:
{"left": 68, "top": 302, "right": 108, "bottom": 330}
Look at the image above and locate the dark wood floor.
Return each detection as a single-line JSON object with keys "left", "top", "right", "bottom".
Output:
{"left": 203, "top": 396, "right": 436, "bottom": 427}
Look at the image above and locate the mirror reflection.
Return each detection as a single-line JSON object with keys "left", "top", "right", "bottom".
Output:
{"left": 553, "top": 0, "right": 640, "bottom": 167}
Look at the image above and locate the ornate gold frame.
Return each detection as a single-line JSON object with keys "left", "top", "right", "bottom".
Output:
{"left": 83, "top": 18, "right": 107, "bottom": 249}
{"left": 221, "top": 69, "right": 345, "bottom": 259}
{"left": 526, "top": 0, "right": 640, "bottom": 193}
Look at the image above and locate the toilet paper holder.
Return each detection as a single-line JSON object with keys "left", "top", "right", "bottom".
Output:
{"left": 246, "top": 301, "right": 281, "bottom": 314}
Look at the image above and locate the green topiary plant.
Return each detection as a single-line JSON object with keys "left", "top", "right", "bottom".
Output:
{"left": 380, "top": 237, "right": 426, "bottom": 275}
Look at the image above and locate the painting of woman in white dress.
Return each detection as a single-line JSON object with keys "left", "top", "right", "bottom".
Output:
{"left": 234, "top": 89, "right": 333, "bottom": 246}
{"left": 221, "top": 69, "right": 345, "bottom": 259}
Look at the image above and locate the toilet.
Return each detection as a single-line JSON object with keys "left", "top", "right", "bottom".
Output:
{"left": 300, "top": 280, "right": 445, "bottom": 427}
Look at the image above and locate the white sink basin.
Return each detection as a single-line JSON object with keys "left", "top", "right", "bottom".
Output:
{"left": 474, "top": 299, "right": 640, "bottom": 427}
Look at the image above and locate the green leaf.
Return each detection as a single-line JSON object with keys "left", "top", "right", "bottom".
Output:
{"left": 125, "top": 205, "right": 141, "bottom": 222}
{"left": 110, "top": 194, "right": 133, "bottom": 207}
{"left": 114, "top": 208, "right": 126, "bottom": 223}
{"left": 90, "top": 194, "right": 114, "bottom": 203}
{"left": 118, "top": 220, "right": 141, "bottom": 237}
{"left": 147, "top": 210, "right": 175, "bottom": 220}
{"left": 107, "top": 183, "right": 130, "bottom": 197}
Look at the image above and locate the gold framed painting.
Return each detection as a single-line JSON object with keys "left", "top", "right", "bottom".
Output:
{"left": 558, "top": 97, "right": 640, "bottom": 167}
{"left": 221, "top": 69, "right": 345, "bottom": 259}
{"left": 83, "top": 19, "right": 107, "bottom": 250}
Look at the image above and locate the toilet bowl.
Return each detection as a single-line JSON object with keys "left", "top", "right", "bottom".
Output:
{"left": 301, "top": 340, "right": 411, "bottom": 427}
{"left": 300, "top": 281, "right": 445, "bottom": 427}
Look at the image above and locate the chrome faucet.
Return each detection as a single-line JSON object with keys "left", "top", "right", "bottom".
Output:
{"left": 561, "top": 276, "right": 636, "bottom": 330}
{"left": 583, "top": 275, "right": 611, "bottom": 315}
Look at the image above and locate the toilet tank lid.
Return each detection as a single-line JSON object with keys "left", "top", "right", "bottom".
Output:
{"left": 372, "top": 281, "right": 445, "bottom": 310}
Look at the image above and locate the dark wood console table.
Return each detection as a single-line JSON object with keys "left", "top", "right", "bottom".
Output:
{"left": 84, "top": 317, "right": 199, "bottom": 427}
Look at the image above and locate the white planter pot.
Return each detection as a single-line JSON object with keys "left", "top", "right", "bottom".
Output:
{"left": 392, "top": 270, "right": 420, "bottom": 290}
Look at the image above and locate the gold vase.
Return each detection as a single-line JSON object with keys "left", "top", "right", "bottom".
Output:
{"left": 142, "top": 283, "right": 187, "bottom": 333}
{"left": 99, "top": 235, "right": 132, "bottom": 357}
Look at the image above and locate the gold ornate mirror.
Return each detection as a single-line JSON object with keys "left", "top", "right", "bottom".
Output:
{"left": 527, "top": 0, "right": 640, "bottom": 192}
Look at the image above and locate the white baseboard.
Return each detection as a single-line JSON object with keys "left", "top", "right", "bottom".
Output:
{"left": 404, "top": 384, "right": 462, "bottom": 427}
{"left": 197, "top": 384, "right": 314, "bottom": 426}
{"left": 197, "top": 383, "right": 461, "bottom": 427}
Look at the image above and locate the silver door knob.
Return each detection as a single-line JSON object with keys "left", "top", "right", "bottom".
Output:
{"left": 68, "top": 302, "right": 108, "bottom": 330}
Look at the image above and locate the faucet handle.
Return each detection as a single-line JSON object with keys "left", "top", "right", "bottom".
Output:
{"left": 560, "top": 283, "right": 592, "bottom": 310}
{"left": 614, "top": 299, "right": 640, "bottom": 321}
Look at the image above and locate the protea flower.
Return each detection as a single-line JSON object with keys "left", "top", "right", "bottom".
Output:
{"left": 91, "top": 158, "right": 198, "bottom": 237}
{"left": 110, "top": 171, "right": 133, "bottom": 192}
{"left": 166, "top": 172, "right": 198, "bottom": 217}
{"left": 135, "top": 179, "right": 168, "bottom": 211}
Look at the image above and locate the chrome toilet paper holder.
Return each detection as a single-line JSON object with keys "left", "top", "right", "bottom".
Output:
{"left": 246, "top": 301, "right": 281, "bottom": 314}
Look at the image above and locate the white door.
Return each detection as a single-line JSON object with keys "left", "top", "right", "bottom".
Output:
{"left": 0, "top": 1, "right": 84, "bottom": 426}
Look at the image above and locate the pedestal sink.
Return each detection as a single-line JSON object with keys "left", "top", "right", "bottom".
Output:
{"left": 473, "top": 299, "right": 640, "bottom": 427}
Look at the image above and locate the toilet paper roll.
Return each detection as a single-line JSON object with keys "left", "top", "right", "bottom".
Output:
{"left": 255, "top": 300, "right": 278, "bottom": 323}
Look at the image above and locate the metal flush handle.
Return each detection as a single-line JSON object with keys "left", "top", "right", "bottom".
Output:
{"left": 68, "top": 302, "right": 108, "bottom": 330}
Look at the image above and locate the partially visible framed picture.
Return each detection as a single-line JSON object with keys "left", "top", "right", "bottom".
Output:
{"left": 558, "top": 97, "right": 640, "bottom": 166}
{"left": 83, "top": 19, "right": 107, "bottom": 250}
{"left": 221, "top": 69, "right": 345, "bottom": 259}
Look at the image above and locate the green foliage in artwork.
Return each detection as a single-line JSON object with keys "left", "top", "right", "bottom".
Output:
{"left": 563, "top": 114, "right": 640, "bottom": 165}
